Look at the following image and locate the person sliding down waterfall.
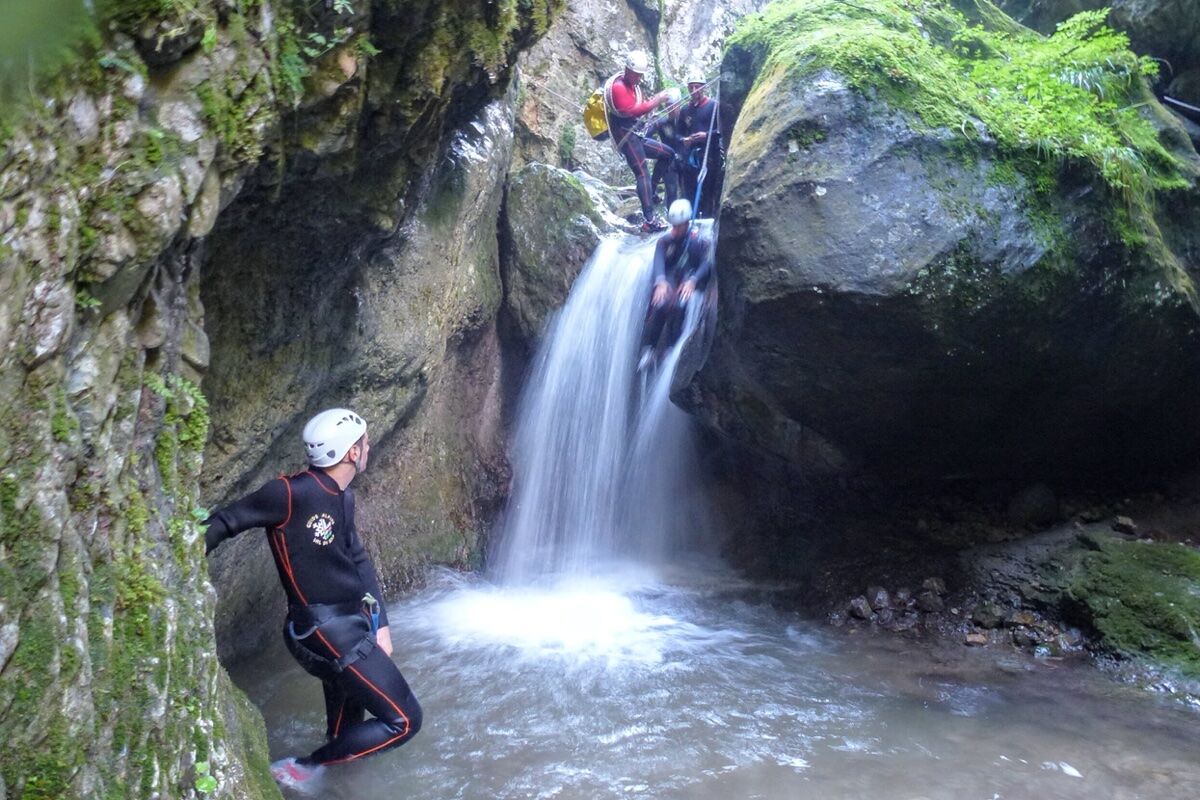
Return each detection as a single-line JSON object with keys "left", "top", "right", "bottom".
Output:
{"left": 604, "top": 49, "right": 676, "bottom": 232}
{"left": 203, "top": 409, "right": 422, "bottom": 791}
{"left": 638, "top": 198, "right": 714, "bottom": 371}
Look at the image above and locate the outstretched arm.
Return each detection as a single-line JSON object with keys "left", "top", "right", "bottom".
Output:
{"left": 611, "top": 80, "right": 664, "bottom": 119}
{"left": 203, "top": 477, "right": 289, "bottom": 554}
{"left": 650, "top": 238, "right": 670, "bottom": 305}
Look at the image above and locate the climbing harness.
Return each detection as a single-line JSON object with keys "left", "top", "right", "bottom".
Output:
{"left": 588, "top": 75, "right": 722, "bottom": 155}
{"left": 363, "top": 592, "right": 381, "bottom": 633}
{"left": 286, "top": 600, "right": 378, "bottom": 676}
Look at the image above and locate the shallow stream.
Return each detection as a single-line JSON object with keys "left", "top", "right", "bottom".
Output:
{"left": 232, "top": 564, "right": 1200, "bottom": 799}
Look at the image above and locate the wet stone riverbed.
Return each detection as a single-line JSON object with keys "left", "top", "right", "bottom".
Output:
{"left": 230, "top": 565, "right": 1200, "bottom": 799}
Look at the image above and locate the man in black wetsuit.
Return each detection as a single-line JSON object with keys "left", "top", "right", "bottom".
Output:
{"left": 638, "top": 198, "right": 714, "bottom": 370}
{"left": 644, "top": 87, "right": 686, "bottom": 208}
{"left": 677, "top": 69, "right": 725, "bottom": 218}
{"left": 204, "top": 408, "right": 421, "bottom": 790}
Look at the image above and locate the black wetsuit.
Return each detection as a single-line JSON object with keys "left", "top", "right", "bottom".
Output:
{"left": 644, "top": 115, "right": 686, "bottom": 206}
{"left": 641, "top": 227, "right": 714, "bottom": 350}
{"left": 205, "top": 469, "right": 422, "bottom": 766}
{"left": 678, "top": 97, "right": 725, "bottom": 217}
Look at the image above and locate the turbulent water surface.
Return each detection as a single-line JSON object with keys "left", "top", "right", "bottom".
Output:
{"left": 233, "top": 231, "right": 1199, "bottom": 798}
{"left": 233, "top": 565, "right": 1200, "bottom": 799}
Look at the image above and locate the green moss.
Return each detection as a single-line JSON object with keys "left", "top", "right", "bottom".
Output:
{"left": 0, "top": 2, "right": 99, "bottom": 130}
{"left": 197, "top": 69, "right": 272, "bottom": 163}
{"left": 126, "top": 483, "right": 150, "bottom": 534}
{"left": 728, "top": 1, "right": 1191, "bottom": 240}
{"left": 17, "top": 717, "right": 80, "bottom": 800}
{"left": 95, "top": 0, "right": 207, "bottom": 28}
{"left": 0, "top": 612, "right": 83, "bottom": 799}
{"left": 115, "top": 550, "right": 167, "bottom": 635}
{"left": 556, "top": 123, "right": 576, "bottom": 165}
{"left": 907, "top": 240, "right": 999, "bottom": 309}
{"left": 222, "top": 673, "right": 279, "bottom": 798}
{"left": 1067, "top": 536, "right": 1200, "bottom": 678}
{"left": 0, "top": 470, "right": 48, "bottom": 603}
{"left": 50, "top": 387, "right": 79, "bottom": 444}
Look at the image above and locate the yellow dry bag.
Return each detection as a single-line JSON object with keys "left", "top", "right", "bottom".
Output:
{"left": 583, "top": 88, "right": 610, "bottom": 141}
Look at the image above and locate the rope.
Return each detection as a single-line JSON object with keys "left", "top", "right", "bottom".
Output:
{"left": 609, "top": 75, "right": 723, "bottom": 155}
{"left": 538, "top": 84, "right": 590, "bottom": 114}
{"left": 690, "top": 77, "right": 720, "bottom": 221}
{"left": 1164, "top": 95, "right": 1200, "bottom": 115}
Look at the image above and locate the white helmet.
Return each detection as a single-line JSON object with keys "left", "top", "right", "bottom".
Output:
{"left": 664, "top": 87, "right": 682, "bottom": 106}
{"left": 303, "top": 408, "right": 367, "bottom": 467}
{"left": 685, "top": 68, "right": 706, "bottom": 87}
{"left": 667, "top": 198, "right": 692, "bottom": 225}
{"left": 625, "top": 49, "right": 650, "bottom": 74}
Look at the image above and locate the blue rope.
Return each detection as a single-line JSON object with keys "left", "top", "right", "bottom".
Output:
{"left": 690, "top": 77, "right": 720, "bottom": 221}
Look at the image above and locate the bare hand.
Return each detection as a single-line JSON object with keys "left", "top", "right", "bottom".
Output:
{"left": 376, "top": 625, "right": 393, "bottom": 656}
{"left": 680, "top": 280, "right": 697, "bottom": 303}
{"left": 651, "top": 282, "right": 670, "bottom": 307}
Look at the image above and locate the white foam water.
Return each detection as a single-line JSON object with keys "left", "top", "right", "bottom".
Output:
{"left": 490, "top": 227, "right": 714, "bottom": 584}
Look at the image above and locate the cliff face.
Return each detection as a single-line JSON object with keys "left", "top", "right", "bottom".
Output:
{"left": 0, "top": 0, "right": 559, "bottom": 796}
{"left": 510, "top": 0, "right": 769, "bottom": 183}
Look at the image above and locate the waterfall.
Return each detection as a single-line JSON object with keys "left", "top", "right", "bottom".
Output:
{"left": 491, "top": 227, "right": 714, "bottom": 584}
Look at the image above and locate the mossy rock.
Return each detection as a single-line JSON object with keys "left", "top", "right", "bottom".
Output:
{"left": 1064, "top": 534, "right": 1200, "bottom": 678}
{"left": 501, "top": 162, "right": 606, "bottom": 343}
{"left": 687, "top": 0, "right": 1200, "bottom": 485}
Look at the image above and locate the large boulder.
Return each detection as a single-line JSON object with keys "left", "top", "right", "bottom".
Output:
{"left": 684, "top": 0, "right": 1200, "bottom": 486}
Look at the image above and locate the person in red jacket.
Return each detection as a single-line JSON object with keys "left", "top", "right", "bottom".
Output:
{"left": 604, "top": 49, "right": 675, "bottom": 232}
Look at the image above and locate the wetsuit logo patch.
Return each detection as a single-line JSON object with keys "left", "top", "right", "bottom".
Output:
{"left": 307, "top": 513, "right": 336, "bottom": 546}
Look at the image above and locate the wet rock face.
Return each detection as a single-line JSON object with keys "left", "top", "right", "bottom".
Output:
{"left": 203, "top": 95, "right": 523, "bottom": 661}
{"left": 0, "top": 0, "right": 563, "bottom": 794}
{"left": 199, "top": 0, "right": 563, "bottom": 655}
{"left": 685, "top": 0, "right": 1200, "bottom": 487}
{"left": 500, "top": 163, "right": 607, "bottom": 346}
{"left": 0, "top": 1, "right": 289, "bottom": 793}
